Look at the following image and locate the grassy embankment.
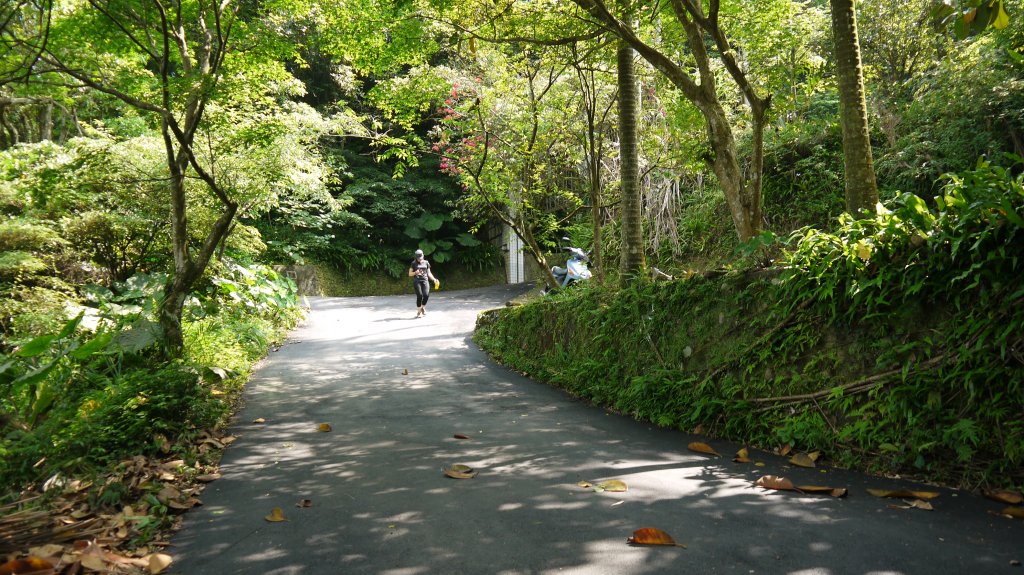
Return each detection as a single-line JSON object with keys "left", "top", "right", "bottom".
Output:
{"left": 474, "top": 163, "right": 1024, "bottom": 490}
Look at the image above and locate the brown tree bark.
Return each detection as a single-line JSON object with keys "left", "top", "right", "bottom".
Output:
{"left": 617, "top": 40, "right": 646, "bottom": 283}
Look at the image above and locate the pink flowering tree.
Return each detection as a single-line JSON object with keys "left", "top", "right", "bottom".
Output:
{"left": 430, "top": 48, "right": 589, "bottom": 288}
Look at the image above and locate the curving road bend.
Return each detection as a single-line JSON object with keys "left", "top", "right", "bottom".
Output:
{"left": 169, "top": 285, "right": 1022, "bottom": 574}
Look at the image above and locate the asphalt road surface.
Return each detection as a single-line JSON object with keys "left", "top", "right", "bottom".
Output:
{"left": 169, "top": 285, "right": 1023, "bottom": 575}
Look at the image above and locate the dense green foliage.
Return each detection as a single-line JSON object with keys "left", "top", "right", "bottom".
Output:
{"left": 0, "top": 264, "right": 302, "bottom": 491}
{"left": 1, "top": 0, "right": 1022, "bottom": 515}
{"left": 475, "top": 158, "right": 1024, "bottom": 488}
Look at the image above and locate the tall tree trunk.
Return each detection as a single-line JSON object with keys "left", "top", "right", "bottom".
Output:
{"left": 589, "top": 129, "right": 604, "bottom": 285}
{"left": 617, "top": 40, "right": 645, "bottom": 284}
{"left": 830, "top": 0, "right": 879, "bottom": 216}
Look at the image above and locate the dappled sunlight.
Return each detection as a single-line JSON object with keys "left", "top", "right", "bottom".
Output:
{"left": 171, "top": 287, "right": 1023, "bottom": 575}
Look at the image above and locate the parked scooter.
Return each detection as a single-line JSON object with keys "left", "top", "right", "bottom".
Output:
{"left": 543, "top": 238, "right": 592, "bottom": 293}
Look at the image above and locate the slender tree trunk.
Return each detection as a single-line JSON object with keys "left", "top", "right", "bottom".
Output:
{"left": 589, "top": 130, "right": 604, "bottom": 285}
{"left": 617, "top": 40, "right": 645, "bottom": 284}
{"left": 830, "top": 0, "right": 879, "bottom": 216}
{"left": 39, "top": 101, "right": 52, "bottom": 141}
{"left": 157, "top": 118, "right": 238, "bottom": 356}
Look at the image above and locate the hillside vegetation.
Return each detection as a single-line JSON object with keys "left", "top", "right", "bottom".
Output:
{"left": 475, "top": 159, "right": 1024, "bottom": 489}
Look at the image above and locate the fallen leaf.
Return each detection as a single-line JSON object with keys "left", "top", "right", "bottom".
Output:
{"left": 687, "top": 441, "right": 720, "bottom": 457}
{"left": 789, "top": 452, "right": 817, "bottom": 468}
{"left": 296, "top": 499, "right": 313, "bottom": 507}
{"left": 317, "top": 423, "right": 332, "bottom": 432}
{"left": 78, "top": 555, "right": 106, "bottom": 572}
{"left": 867, "top": 488, "right": 940, "bottom": 500}
{"left": 0, "top": 557, "right": 54, "bottom": 575}
{"left": 755, "top": 462, "right": 766, "bottom": 467}
{"left": 595, "top": 480, "right": 628, "bottom": 492}
{"left": 983, "top": 489, "right": 1023, "bottom": 505}
{"left": 157, "top": 485, "right": 181, "bottom": 503}
{"left": 146, "top": 553, "right": 173, "bottom": 574}
{"left": 453, "top": 433, "right": 470, "bottom": 439}
{"left": 733, "top": 448, "right": 752, "bottom": 463}
{"left": 195, "top": 473, "right": 221, "bottom": 483}
{"left": 692, "top": 424, "right": 705, "bottom": 434}
{"left": 755, "top": 475, "right": 796, "bottom": 491}
{"left": 627, "top": 527, "right": 686, "bottom": 548}
{"left": 253, "top": 418, "right": 266, "bottom": 424}
{"left": 577, "top": 481, "right": 594, "bottom": 489}
{"left": 777, "top": 444, "right": 793, "bottom": 457}
{"left": 797, "top": 485, "right": 848, "bottom": 498}
{"left": 1000, "top": 506, "right": 1024, "bottom": 519}
{"left": 402, "top": 368, "right": 409, "bottom": 375}
{"left": 265, "top": 507, "right": 287, "bottom": 522}
{"left": 28, "top": 545, "right": 65, "bottom": 559}
{"left": 443, "top": 464, "right": 478, "bottom": 479}
{"left": 808, "top": 451, "right": 821, "bottom": 461}
{"left": 166, "top": 497, "right": 200, "bottom": 511}
{"left": 888, "top": 499, "right": 934, "bottom": 511}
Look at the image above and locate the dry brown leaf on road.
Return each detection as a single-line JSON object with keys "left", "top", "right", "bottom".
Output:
{"left": 317, "top": 423, "right": 332, "bottom": 432}
{"left": 443, "top": 464, "right": 478, "bottom": 479}
{"left": 888, "top": 499, "right": 934, "bottom": 511}
{"left": 867, "top": 488, "right": 940, "bottom": 500}
{"left": 755, "top": 475, "right": 797, "bottom": 491}
{"left": 265, "top": 507, "right": 287, "bottom": 522}
{"left": 996, "top": 506, "right": 1024, "bottom": 519}
{"left": 577, "top": 479, "right": 627, "bottom": 492}
{"left": 789, "top": 452, "right": 817, "bottom": 468}
{"left": 296, "top": 499, "right": 313, "bottom": 508}
{"left": 687, "top": 442, "right": 720, "bottom": 457}
{"left": 195, "top": 473, "right": 222, "bottom": 483}
{"left": 627, "top": 528, "right": 686, "bottom": 548}
{"left": 453, "top": 433, "right": 470, "bottom": 439}
{"left": 796, "top": 485, "right": 848, "bottom": 498}
{"left": 983, "top": 489, "right": 1023, "bottom": 505}
{"left": 595, "top": 480, "right": 627, "bottom": 492}
{"left": 252, "top": 417, "right": 266, "bottom": 424}
{"left": 733, "top": 448, "right": 752, "bottom": 463}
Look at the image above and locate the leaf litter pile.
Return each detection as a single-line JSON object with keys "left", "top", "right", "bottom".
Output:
{"left": 0, "top": 430, "right": 233, "bottom": 574}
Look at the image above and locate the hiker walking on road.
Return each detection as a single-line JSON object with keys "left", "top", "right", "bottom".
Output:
{"left": 409, "top": 249, "right": 439, "bottom": 318}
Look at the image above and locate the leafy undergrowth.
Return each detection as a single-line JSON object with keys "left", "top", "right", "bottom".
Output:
{"left": 316, "top": 261, "right": 506, "bottom": 296}
{"left": 475, "top": 157, "right": 1024, "bottom": 491}
{"left": 0, "top": 264, "right": 303, "bottom": 573}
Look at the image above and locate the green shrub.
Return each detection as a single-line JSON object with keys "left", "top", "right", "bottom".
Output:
{"left": 0, "top": 220, "right": 66, "bottom": 252}
{"left": 57, "top": 364, "right": 223, "bottom": 462}
{"left": 0, "top": 251, "right": 48, "bottom": 280}
{"left": 0, "top": 284, "right": 77, "bottom": 339}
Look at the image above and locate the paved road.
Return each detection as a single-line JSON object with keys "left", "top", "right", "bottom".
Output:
{"left": 170, "top": 285, "right": 1022, "bottom": 574}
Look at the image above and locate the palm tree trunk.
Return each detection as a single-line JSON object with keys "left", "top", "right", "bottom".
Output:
{"left": 617, "top": 40, "right": 645, "bottom": 284}
{"left": 831, "top": 0, "right": 879, "bottom": 216}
